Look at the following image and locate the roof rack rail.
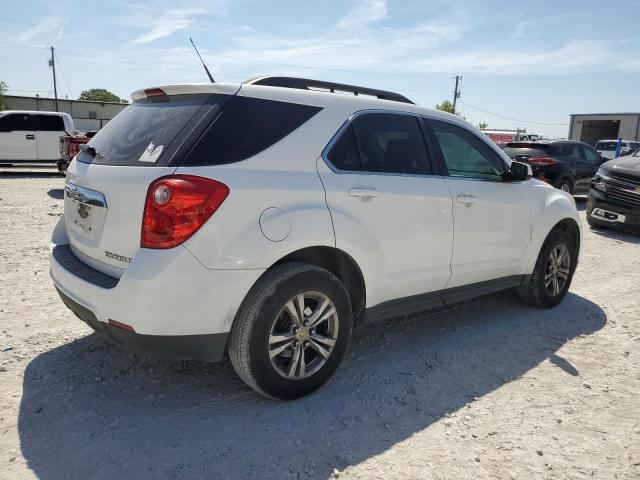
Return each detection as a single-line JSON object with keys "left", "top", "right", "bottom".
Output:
{"left": 244, "top": 76, "right": 414, "bottom": 104}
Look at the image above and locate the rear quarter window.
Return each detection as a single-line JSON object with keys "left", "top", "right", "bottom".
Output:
{"left": 77, "top": 94, "right": 222, "bottom": 167}
{"left": 182, "top": 96, "right": 322, "bottom": 166}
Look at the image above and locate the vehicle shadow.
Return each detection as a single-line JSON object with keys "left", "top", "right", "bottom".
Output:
{"left": 574, "top": 196, "right": 587, "bottom": 211}
{"left": 47, "top": 189, "right": 64, "bottom": 200}
{"left": 0, "top": 170, "right": 63, "bottom": 178}
{"left": 18, "top": 292, "right": 606, "bottom": 480}
{"left": 587, "top": 225, "right": 640, "bottom": 243}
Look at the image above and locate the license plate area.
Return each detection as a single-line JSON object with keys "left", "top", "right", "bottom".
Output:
{"left": 65, "top": 183, "right": 108, "bottom": 243}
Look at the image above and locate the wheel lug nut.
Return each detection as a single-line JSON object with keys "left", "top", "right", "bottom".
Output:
{"left": 303, "top": 320, "right": 309, "bottom": 327}
{"left": 310, "top": 329, "right": 315, "bottom": 335}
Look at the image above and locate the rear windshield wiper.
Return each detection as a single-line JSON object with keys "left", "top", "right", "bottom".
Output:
{"left": 79, "top": 144, "right": 103, "bottom": 160}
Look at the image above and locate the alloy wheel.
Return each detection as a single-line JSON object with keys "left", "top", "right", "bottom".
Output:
{"left": 268, "top": 291, "right": 339, "bottom": 380}
{"left": 545, "top": 244, "right": 571, "bottom": 296}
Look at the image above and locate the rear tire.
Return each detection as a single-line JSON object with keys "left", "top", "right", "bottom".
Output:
{"left": 228, "top": 263, "right": 353, "bottom": 400}
{"left": 518, "top": 229, "right": 577, "bottom": 308}
{"left": 554, "top": 177, "right": 574, "bottom": 195}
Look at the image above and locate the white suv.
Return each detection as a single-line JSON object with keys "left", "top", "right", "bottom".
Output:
{"left": 50, "top": 77, "right": 581, "bottom": 399}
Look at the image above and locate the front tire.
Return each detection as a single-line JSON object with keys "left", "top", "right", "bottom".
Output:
{"left": 229, "top": 263, "right": 353, "bottom": 400}
{"left": 518, "top": 229, "right": 577, "bottom": 308}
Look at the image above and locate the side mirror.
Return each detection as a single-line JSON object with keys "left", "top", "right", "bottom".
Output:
{"left": 507, "top": 161, "right": 532, "bottom": 181}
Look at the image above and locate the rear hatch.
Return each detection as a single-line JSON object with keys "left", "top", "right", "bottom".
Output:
{"left": 63, "top": 84, "right": 238, "bottom": 277}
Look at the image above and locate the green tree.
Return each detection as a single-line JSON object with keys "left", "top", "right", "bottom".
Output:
{"left": 0, "top": 81, "right": 8, "bottom": 111}
{"left": 434, "top": 100, "right": 458, "bottom": 115}
{"left": 78, "top": 88, "right": 123, "bottom": 103}
{"left": 477, "top": 122, "right": 488, "bottom": 129}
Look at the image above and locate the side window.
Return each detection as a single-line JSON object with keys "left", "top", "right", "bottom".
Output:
{"left": 566, "top": 144, "right": 584, "bottom": 160}
{"left": 0, "top": 113, "right": 31, "bottom": 132}
{"left": 429, "top": 119, "right": 505, "bottom": 180}
{"left": 582, "top": 146, "right": 600, "bottom": 165}
{"left": 36, "top": 115, "right": 65, "bottom": 132}
{"left": 327, "top": 125, "right": 361, "bottom": 171}
{"left": 184, "top": 96, "right": 321, "bottom": 166}
{"left": 352, "top": 113, "right": 431, "bottom": 174}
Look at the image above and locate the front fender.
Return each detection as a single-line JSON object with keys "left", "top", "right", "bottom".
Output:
{"left": 525, "top": 187, "right": 581, "bottom": 273}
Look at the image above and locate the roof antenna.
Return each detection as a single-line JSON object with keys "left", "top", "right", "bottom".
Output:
{"left": 189, "top": 37, "right": 215, "bottom": 83}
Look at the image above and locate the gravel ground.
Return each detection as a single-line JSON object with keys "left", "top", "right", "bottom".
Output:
{"left": 0, "top": 168, "right": 639, "bottom": 480}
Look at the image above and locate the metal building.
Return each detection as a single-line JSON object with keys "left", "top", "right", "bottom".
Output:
{"left": 568, "top": 113, "right": 640, "bottom": 146}
{"left": 4, "top": 95, "right": 128, "bottom": 132}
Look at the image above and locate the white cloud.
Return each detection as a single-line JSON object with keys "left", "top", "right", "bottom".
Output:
{"left": 133, "top": 8, "right": 206, "bottom": 44}
{"left": 336, "top": 0, "right": 388, "bottom": 30}
{"left": 17, "top": 16, "right": 62, "bottom": 42}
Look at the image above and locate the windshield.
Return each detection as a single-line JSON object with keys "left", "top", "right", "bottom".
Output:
{"left": 77, "top": 93, "right": 226, "bottom": 166}
{"left": 595, "top": 141, "right": 617, "bottom": 151}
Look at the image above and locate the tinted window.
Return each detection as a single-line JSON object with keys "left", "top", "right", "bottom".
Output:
{"left": 0, "top": 113, "right": 31, "bottom": 132}
{"left": 582, "top": 146, "right": 600, "bottom": 164}
{"left": 184, "top": 96, "right": 322, "bottom": 166}
{"left": 351, "top": 114, "right": 431, "bottom": 174}
{"left": 430, "top": 120, "right": 505, "bottom": 180}
{"left": 37, "top": 115, "right": 64, "bottom": 132}
{"left": 553, "top": 144, "right": 584, "bottom": 160}
{"left": 503, "top": 145, "right": 552, "bottom": 159}
{"left": 327, "top": 125, "right": 360, "bottom": 171}
{"left": 78, "top": 94, "right": 219, "bottom": 166}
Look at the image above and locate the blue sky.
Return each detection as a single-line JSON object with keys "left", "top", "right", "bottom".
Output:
{"left": 1, "top": 0, "right": 639, "bottom": 137}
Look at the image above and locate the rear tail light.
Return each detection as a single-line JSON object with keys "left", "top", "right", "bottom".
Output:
{"left": 528, "top": 156, "right": 557, "bottom": 166}
{"left": 141, "top": 175, "right": 229, "bottom": 249}
{"left": 70, "top": 143, "right": 82, "bottom": 157}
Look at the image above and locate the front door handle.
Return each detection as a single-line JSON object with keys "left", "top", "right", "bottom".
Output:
{"left": 456, "top": 194, "right": 477, "bottom": 206}
{"left": 25, "top": 134, "right": 35, "bottom": 140}
{"left": 348, "top": 188, "right": 379, "bottom": 200}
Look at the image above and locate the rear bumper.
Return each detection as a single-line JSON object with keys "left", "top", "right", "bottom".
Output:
{"left": 56, "top": 286, "right": 228, "bottom": 362}
{"left": 49, "top": 217, "right": 265, "bottom": 362}
{"left": 587, "top": 188, "right": 640, "bottom": 230}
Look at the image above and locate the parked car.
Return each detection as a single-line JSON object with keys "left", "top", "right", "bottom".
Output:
{"left": 587, "top": 148, "right": 640, "bottom": 231}
{"left": 503, "top": 140, "right": 602, "bottom": 194}
{"left": 50, "top": 77, "right": 581, "bottom": 399}
{"left": 58, "top": 131, "right": 97, "bottom": 173}
{"left": 0, "top": 110, "right": 75, "bottom": 167}
{"left": 595, "top": 139, "right": 640, "bottom": 161}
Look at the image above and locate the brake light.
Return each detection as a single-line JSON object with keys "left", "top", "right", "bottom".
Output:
{"left": 528, "top": 156, "right": 557, "bottom": 166}
{"left": 141, "top": 175, "right": 229, "bottom": 249}
{"left": 144, "top": 88, "right": 167, "bottom": 98}
{"left": 70, "top": 142, "right": 82, "bottom": 156}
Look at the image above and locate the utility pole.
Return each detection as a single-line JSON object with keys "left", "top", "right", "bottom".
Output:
{"left": 49, "top": 46, "right": 59, "bottom": 112}
{"left": 452, "top": 75, "right": 461, "bottom": 114}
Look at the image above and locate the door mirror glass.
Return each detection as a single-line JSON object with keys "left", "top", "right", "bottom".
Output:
{"left": 509, "top": 161, "right": 532, "bottom": 181}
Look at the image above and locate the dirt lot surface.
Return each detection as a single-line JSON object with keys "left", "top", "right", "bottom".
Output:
{"left": 0, "top": 169, "right": 639, "bottom": 480}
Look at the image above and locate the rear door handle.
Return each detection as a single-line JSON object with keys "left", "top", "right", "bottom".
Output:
{"left": 348, "top": 188, "right": 379, "bottom": 200}
{"left": 456, "top": 194, "right": 477, "bottom": 205}
{"left": 25, "top": 134, "right": 35, "bottom": 140}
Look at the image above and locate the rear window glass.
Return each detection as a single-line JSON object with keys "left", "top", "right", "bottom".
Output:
{"left": 595, "top": 141, "right": 617, "bottom": 151}
{"left": 77, "top": 94, "right": 221, "bottom": 166}
{"left": 183, "top": 96, "right": 322, "bottom": 166}
{"left": 503, "top": 145, "right": 551, "bottom": 159}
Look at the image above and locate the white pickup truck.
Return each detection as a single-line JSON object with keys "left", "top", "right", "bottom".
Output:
{"left": 0, "top": 110, "right": 75, "bottom": 167}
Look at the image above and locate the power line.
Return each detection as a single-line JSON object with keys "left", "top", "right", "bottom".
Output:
{"left": 53, "top": 50, "right": 73, "bottom": 99}
{"left": 459, "top": 101, "right": 569, "bottom": 126}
